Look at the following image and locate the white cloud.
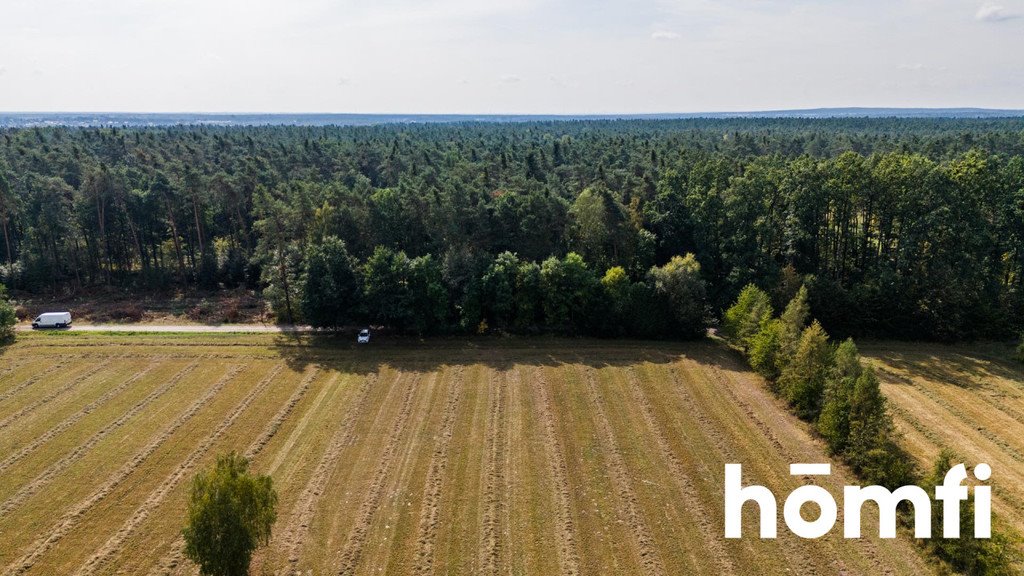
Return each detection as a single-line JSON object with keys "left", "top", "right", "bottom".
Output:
{"left": 547, "top": 74, "right": 578, "bottom": 88}
{"left": 343, "top": 0, "right": 542, "bottom": 28}
{"left": 898, "top": 63, "right": 948, "bottom": 72}
{"left": 650, "top": 30, "right": 680, "bottom": 39}
{"left": 499, "top": 74, "right": 522, "bottom": 84}
{"left": 976, "top": 3, "right": 1019, "bottom": 21}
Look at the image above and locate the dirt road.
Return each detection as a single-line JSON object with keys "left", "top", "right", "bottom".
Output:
{"left": 16, "top": 323, "right": 312, "bottom": 333}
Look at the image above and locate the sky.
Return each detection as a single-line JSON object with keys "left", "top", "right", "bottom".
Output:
{"left": 0, "top": 0, "right": 1022, "bottom": 113}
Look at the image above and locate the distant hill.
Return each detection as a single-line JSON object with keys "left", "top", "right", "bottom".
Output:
{"left": 2, "top": 108, "right": 1024, "bottom": 127}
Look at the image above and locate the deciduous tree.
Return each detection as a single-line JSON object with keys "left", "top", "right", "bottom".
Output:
{"left": 182, "top": 453, "right": 277, "bottom": 576}
{"left": 301, "top": 236, "right": 361, "bottom": 329}
{"left": 647, "top": 253, "right": 708, "bottom": 338}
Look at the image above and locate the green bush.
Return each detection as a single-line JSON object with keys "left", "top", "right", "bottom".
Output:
{"left": 407, "top": 254, "right": 449, "bottom": 335}
{"left": 599, "top": 266, "right": 632, "bottom": 337}
{"left": 480, "top": 252, "right": 522, "bottom": 329}
{"left": 540, "top": 252, "right": 599, "bottom": 333}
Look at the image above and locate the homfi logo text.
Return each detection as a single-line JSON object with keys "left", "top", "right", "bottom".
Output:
{"left": 724, "top": 463, "right": 991, "bottom": 539}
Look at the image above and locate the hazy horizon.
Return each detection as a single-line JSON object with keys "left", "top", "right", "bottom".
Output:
{"left": 3, "top": 107, "right": 1024, "bottom": 115}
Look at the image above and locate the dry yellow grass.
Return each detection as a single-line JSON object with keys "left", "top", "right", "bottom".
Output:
{"left": 0, "top": 333, "right": 933, "bottom": 575}
{"left": 862, "top": 341, "right": 1024, "bottom": 541}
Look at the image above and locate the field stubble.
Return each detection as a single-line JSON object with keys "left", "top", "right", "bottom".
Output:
{"left": 863, "top": 342, "right": 1024, "bottom": 542}
{"left": 0, "top": 333, "right": 933, "bottom": 575}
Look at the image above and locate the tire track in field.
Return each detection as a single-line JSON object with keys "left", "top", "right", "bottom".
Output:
{"left": 533, "top": 367, "right": 580, "bottom": 576}
{"left": 577, "top": 366, "right": 666, "bottom": 576}
{"left": 149, "top": 367, "right": 326, "bottom": 576}
{"left": 412, "top": 367, "right": 463, "bottom": 576}
{"left": 334, "top": 372, "right": 424, "bottom": 576}
{"left": 888, "top": 402, "right": 946, "bottom": 447}
{"left": 0, "top": 358, "right": 171, "bottom": 475}
{"left": 1, "top": 361, "right": 241, "bottom": 576}
{"left": 622, "top": 367, "right": 736, "bottom": 576}
{"left": 0, "top": 361, "right": 197, "bottom": 519}
{"left": 75, "top": 364, "right": 287, "bottom": 576}
{"left": 0, "top": 359, "right": 112, "bottom": 432}
{"left": 282, "top": 372, "right": 380, "bottom": 566}
{"left": 0, "top": 358, "right": 71, "bottom": 404}
{"left": 478, "top": 369, "right": 506, "bottom": 575}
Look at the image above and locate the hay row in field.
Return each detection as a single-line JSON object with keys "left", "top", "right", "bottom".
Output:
{"left": 0, "top": 335, "right": 934, "bottom": 575}
{"left": 1, "top": 362, "right": 244, "bottom": 576}
{"left": 864, "top": 343, "right": 1024, "bottom": 540}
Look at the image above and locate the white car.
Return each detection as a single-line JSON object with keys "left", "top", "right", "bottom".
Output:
{"left": 357, "top": 329, "right": 370, "bottom": 344}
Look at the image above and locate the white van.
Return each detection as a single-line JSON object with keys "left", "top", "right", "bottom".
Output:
{"left": 32, "top": 312, "right": 72, "bottom": 329}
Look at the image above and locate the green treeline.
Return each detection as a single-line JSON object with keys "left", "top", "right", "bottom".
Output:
{"left": 724, "top": 285, "right": 1020, "bottom": 575}
{"left": 297, "top": 241, "right": 706, "bottom": 337}
{"left": 1, "top": 119, "right": 1023, "bottom": 338}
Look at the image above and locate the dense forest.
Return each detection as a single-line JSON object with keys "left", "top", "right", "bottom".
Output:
{"left": 1, "top": 118, "right": 1023, "bottom": 340}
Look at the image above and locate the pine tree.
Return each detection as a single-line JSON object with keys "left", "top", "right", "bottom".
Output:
{"left": 817, "top": 338, "right": 862, "bottom": 453}
{"left": 844, "top": 368, "right": 915, "bottom": 486}
{"left": 777, "top": 285, "right": 810, "bottom": 362}
{"left": 778, "top": 320, "right": 832, "bottom": 419}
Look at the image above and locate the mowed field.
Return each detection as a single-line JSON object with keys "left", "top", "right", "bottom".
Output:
{"left": 862, "top": 342, "right": 1024, "bottom": 542}
{"left": 0, "top": 333, "right": 932, "bottom": 575}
